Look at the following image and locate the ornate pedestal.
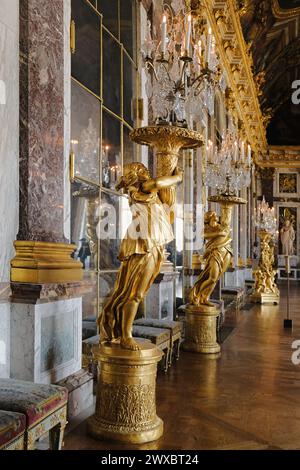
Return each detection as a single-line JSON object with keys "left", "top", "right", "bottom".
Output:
{"left": 183, "top": 304, "right": 221, "bottom": 354}
{"left": 88, "top": 341, "right": 163, "bottom": 444}
{"left": 251, "top": 292, "right": 279, "bottom": 305}
{"left": 9, "top": 282, "right": 91, "bottom": 384}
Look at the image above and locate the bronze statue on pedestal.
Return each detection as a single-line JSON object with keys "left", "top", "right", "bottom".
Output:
{"left": 99, "top": 162, "right": 183, "bottom": 351}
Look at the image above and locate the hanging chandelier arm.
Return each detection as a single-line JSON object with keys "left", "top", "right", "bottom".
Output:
{"left": 146, "top": 60, "right": 159, "bottom": 82}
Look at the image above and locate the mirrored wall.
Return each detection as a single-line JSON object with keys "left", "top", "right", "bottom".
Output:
{"left": 70, "top": 0, "right": 139, "bottom": 320}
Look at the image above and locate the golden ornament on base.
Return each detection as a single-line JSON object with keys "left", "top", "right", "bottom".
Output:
{"left": 183, "top": 303, "right": 221, "bottom": 354}
{"left": 87, "top": 341, "right": 163, "bottom": 444}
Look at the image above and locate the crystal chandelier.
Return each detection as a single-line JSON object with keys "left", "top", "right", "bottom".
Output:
{"left": 253, "top": 196, "right": 277, "bottom": 235}
{"left": 205, "top": 130, "right": 252, "bottom": 197}
{"left": 141, "top": 1, "right": 226, "bottom": 127}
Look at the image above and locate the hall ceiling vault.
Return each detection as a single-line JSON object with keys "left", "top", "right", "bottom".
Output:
{"left": 193, "top": 0, "right": 268, "bottom": 161}
{"left": 190, "top": 0, "right": 300, "bottom": 165}
{"left": 238, "top": 0, "right": 300, "bottom": 151}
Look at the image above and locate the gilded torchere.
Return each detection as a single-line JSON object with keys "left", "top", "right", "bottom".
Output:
{"left": 130, "top": 126, "right": 203, "bottom": 222}
{"left": 88, "top": 161, "right": 184, "bottom": 444}
{"left": 252, "top": 230, "right": 280, "bottom": 305}
{"left": 184, "top": 194, "right": 246, "bottom": 354}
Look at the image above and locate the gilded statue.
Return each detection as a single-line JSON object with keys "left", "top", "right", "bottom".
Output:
{"left": 280, "top": 210, "right": 295, "bottom": 256}
{"left": 253, "top": 231, "right": 279, "bottom": 296}
{"left": 99, "top": 162, "right": 183, "bottom": 351}
{"left": 189, "top": 211, "right": 233, "bottom": 308}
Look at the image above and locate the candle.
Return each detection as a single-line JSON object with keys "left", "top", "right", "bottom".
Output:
{"left": 241, "top": 141, "right": 245, "bottom": 162}
{"left": 161, "top": 15, "right": 167, "bottom": 54}
{"left": 197, "top": 40, "right": 202, "bottom": 71}
{"left": 207, "top": 140, "right": 213, "bottom": 163}
{"left": 247, "top": 144, "right": 251, "bottom": 164}
{"left": 185, "top": 14, "right": 192, "bottom": 54}
{"left": 234, "top": 141, "right": 238, "bottom": 162}
{"left": 207, "top": 26, "right": 212, "bottom": 63}
{"left": 198, "top": 40, "right": 202, "bottom": 59}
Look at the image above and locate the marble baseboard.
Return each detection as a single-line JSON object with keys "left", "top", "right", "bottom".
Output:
{"left": 10, "top": 298, "right": 82, "bottom": 384}
{"left": 0, "top": 303, "right": 10, "bottom": 378}
{"left": 57, "top": 369, "right": 93, "bottom": 420}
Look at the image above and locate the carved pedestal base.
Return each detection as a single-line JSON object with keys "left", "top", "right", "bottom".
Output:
{"left": 251, "top": 292, "right": 280, "bottom": 305}
{"left": 182, "top": 304, "right": 221, "bottom": 354}
{"left": 87, "top": 341, "right": 163, "bottom": 444}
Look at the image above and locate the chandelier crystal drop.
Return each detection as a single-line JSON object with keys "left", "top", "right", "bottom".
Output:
{"left": 141, "top": 1, "right": 224, "bottom": 128}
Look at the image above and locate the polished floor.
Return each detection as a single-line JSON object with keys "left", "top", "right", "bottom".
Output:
{"left": 65, "top": 282, "right": 300, "bottom": 450}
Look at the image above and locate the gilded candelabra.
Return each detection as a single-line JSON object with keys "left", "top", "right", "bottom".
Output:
{"left": 88, "top": 159, "right": 186, "bottom": 444}
{"left": 251, "top": 230, "right": 279, "bottom": 305}
{"left": 251, "top": 197, "right": 279, "bottom": 305}
{"left": 183, "top": 194, "right": 246, "bottom": 354}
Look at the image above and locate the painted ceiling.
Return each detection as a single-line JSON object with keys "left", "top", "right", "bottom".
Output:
{"left": 240, "top": 0, "right": 300, "bottom": 145}
{"left": 278, "top": 0, "right": 300, "bottom": 9}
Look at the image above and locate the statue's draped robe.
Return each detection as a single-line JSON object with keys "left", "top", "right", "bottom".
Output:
{"left": 190, "top": 227, "right": 233, "bottom": 306}
{"left": 100, "top": 189, "right": 174, "bottom": 342}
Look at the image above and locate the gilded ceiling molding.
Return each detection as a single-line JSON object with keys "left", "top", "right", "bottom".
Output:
{"left": 272, "top": 0, "right": 300, "bottom": 19}
{"left": 201, "top": 0, "right": 267, "bottom": 160}
{"left": 257, "top": 146, "right": 300, "bottom": 168}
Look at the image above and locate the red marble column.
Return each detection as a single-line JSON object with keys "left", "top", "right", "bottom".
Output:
{"left": 19, "top": 0, "right": 66, "bottom": 243}
{"left": 11, "top": 0, "right": 83, "bottom": 284}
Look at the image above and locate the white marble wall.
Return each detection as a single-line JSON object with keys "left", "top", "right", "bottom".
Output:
{"left": 0, "top": 303, "right": 10, "bottom": 377}
{"left": 0, "top": 0, "right": 19, "bottom": 282}
{"left": 10, "top": 298, "right": 82, "bottom": 384}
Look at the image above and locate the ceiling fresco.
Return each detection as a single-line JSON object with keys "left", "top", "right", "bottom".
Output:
{"left": 239, "top": 0, "right": 300, "bottom": 145}
{"left": 278, "top": 0, "right": 300, "bottom": 9}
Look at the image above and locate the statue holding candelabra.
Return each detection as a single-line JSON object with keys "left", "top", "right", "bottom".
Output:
{"left": 189, "top": 211, "right": 233, "bottom": 308}
{"left": 183, "top": 127, "right": 249, "bottom": 354}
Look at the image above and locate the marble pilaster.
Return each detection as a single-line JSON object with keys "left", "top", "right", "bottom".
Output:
{"left": 19, "top": 0, "right": 65, "bottom": 242}
{"left": 11, "top": 0, "right": 82, "bottom": 283}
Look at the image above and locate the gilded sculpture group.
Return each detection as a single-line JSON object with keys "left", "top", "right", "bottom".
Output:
{"left": 253, "top": 231, "right": 279, "bottom": 297}
{"left": 99, "top": 162, "right": 234, "bottom": 350}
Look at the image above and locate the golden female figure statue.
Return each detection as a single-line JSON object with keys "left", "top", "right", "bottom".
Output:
{"left": 189, "top": 211, "right": 233, "bottom": 308}
{"left": 99, "top": 162, "right": 183, "bottom": 351}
